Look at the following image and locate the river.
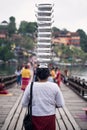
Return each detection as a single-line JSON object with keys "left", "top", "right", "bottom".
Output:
{"left": 0, "top": 63, "right": 87, "bottom": 81}
{"left": 57, "top": 65, "right": 87, "bottom": 82}
{"left": 0, "top": 63, "right": 17, "bottom": 76}
{"left": 61, "top": 65, "right": 87, "bottom": 81}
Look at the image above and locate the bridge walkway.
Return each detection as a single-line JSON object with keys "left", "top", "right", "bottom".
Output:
{"left": 61, "top": 82, "right": 87, "bottom": 130}
{"left": 0, "top": 82, "right": 87, "bottom": 130}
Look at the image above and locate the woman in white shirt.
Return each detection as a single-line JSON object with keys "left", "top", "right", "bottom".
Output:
{"left": 22, "top": 67, "right": 65, "bottom": 130}
{"left": 15, "top": 66, "right": 22, "bottom": 87}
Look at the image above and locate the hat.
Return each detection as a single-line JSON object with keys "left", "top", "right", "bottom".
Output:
{"left": 39, "top": 63, "right": 48, "bottom": 68}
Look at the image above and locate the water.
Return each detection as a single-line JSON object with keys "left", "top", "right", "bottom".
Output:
{"left": 0, "top": 64, "right": 87, "bottom": 81}
{"left": 0, "top": 63, "right": 17, "bottom": 76}
{"left": 66, "top": 65, "right": 87, "bottom": 81}
{"left": 58, "top": 65, "right": 87, "bottom": 81}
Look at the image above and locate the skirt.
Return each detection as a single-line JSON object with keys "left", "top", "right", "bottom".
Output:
{"left": 32, "top": 115, "right": 55, "bottom": 130}
{"left": 21, "top": 78, "right": 30, "bottom": 91}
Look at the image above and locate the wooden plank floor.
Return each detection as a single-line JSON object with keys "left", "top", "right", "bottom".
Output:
{"left": 61, "top": 82, "right": 87, "bottom": 130}
{"left": 0, "top": 83, "right": 23, "bottom": 130}
{"left": 0, "top": 82, "right": 87, "bottom": 130}
{"left": 56, "top": 107, "right": 80, "bottom": 130}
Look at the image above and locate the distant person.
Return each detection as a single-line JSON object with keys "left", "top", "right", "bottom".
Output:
{"left": 15, "top": 66, "right": 22, "bottom": 87}
{"left": 55, "top": 67, "right": 62, "bottom": 87}
{"left": 0, "top": 82, "right": 8, "bottom": 94}
{"left": 22, "top": 66, "right": 65, "bottom": 130}
{"left": 21, "top": 64, "right": 31, "bottom": 91}
{"left": 48, "top": 74, "right": 54, "bottom": 82}
{"left": 33, "top": 63, "right": 40, "bottom": 81}
{"left": 63, "top": 69, "right": 69, "bottom": 84}
{"left": 50, "top": 67, "right": 56, "bottom": 82}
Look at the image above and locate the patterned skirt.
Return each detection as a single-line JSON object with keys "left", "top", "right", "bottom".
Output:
{"left": 21, "top": 78, "right": 30, "bottom": 91}
{"left": 32, "top": 115, "right": 56, "bottom": 130}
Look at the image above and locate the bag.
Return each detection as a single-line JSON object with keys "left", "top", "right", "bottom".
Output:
{"left": 23, "top": 114, "right": 32, "bottom": 130}
{"left": 23, "top": 82, "right": 33, "bottom": 130}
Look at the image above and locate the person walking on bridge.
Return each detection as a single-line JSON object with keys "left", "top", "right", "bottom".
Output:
{"left": 55, "top": 67, "right": 62, "bottom": 87}
{"left": 15, "top": 66, "right": 22, "bottom": 87}
{"left": 50, "top": 67, "right": 56, "bottom": 82}
{"left": 21, "top": 64, "right": 31, "bottom": 91}
{"left": 22, "top": 66, "right": 65, "bottom": 130}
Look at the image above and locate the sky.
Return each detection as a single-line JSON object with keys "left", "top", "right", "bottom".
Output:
{"left": 0, "top": 0, "right": 87, "bottom": 33}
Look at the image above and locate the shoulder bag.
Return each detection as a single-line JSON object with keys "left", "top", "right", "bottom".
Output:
{"left": 23, "top": 81, "right": 33, "bottom": 130}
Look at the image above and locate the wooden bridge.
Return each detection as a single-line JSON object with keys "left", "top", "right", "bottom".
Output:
{"left": 1, "top": 74, "right": 87, "bottom": 99}
{"left": 0, "top": 74, "right": 17, "bottom": 86}
{"left": 0, "top": 81, "right": 87, "bottom": 130}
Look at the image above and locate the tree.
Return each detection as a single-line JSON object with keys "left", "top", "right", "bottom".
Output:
{"left": 0, "top": 41, "right": 15, "bottom": 61}
{"left": 18, "top": 21, "right": 28, "bottom": 34}
{"left": 52, "top": 27, "right": 60, "bottom": 32}
{"left": 18, "top": 21, "right": 37, "bottom": 36}
{"left": 26, "top": 22, "right": 37, "bottom": 35}
{"left": 52, "top": 27, "right": 60, "bottom": 37}
{"left": 18, "top": 35, "right": 35, "bottom": 50}
{"left": 77, "top": 29, "right": 87, "bottom": 52}
{"left": 8, "top": 16, "right": 17, "bottom": 36}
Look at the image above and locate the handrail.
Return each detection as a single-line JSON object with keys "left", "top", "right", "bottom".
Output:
{"left": 61, "top": 74, "right": 87, "bottom": 99}
{"left": 0, "top": 74, "right": 17, "bottom": 86}
{"left": 68, "top": 76, "right": 87, "bottom": 99}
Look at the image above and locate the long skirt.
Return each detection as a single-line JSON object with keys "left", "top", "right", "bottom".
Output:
{"left": 32, "top": 115, "right": 55, "bottom": 130}
{"left": 21, "top": 78, "right": 30, "bottom": 91}
{"left": 57, "top": 80, "right": 61, "bottom": 87}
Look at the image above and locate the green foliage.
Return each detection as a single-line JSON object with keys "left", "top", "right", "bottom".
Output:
{"left": 61, "top": 45, "right": 72, "bottom": 58}
{"left": 0, "top": 25, "right": 8, "bottom": 30}
{"left": 18, "top": 21, "right": 28, "bottom": 34}
{"left": 52, "top": 27, "right": 69, "bottom": 38}
{"left": 0, "top": 40, "right": 15, "bottom": 61}
{"left": 77, "top": 29, "right": 87, "bottom": 52}
{"left": 1, "top": 16, "right": 87, "bottom": 63}
{"left": 52, "top": 27, "right": 60, "bottom": 37}
{"left": 26, "top": 22, "right": 37, "bottom": 34}
{"left": 8, "top": 16, "right": 17, "bottom": 36}
{"left": 53, "top": 44, "right": 86, "bottom": 63}
{"left": 52, "top": 26, "right": 60, "bottom": 32}
{"left": 18, "top": 21, "right": 37, "bottom": 35}
{"left": 18, "top": 35, "right": 35, "bottom": 50}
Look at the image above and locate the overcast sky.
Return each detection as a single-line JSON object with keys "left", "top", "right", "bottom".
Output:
{"left": 0, "top": 0, "right": 87, "bottom": 33}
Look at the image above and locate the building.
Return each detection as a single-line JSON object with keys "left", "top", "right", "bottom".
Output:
{"left": 52, "top": 32, "right": 80, "bottom": 46}
{"left": 36, "top": 3, "right": 54, "bottom": 64}
{"left": 0, "top": 21, "right": 8, "bottom": 39}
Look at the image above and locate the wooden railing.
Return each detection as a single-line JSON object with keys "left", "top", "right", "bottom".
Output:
{"left": 67, "top": 76, "right": 87, "bottom": 99}
{"left": 0, "top": 74, "right": 17, "bottom": 87}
